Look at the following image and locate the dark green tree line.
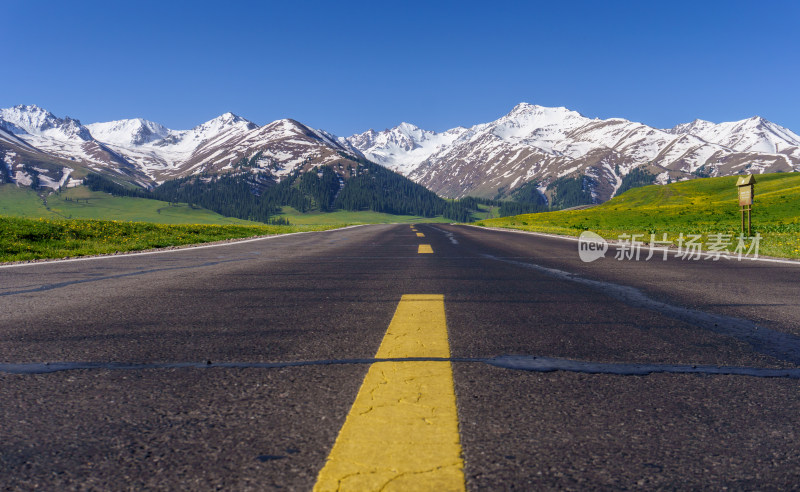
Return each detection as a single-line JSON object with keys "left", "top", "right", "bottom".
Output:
{"left": 615, "top": 167, "right": 656, "bottom": 196}
{"left": 546, "top": 175, "right": 595, "bottom": 209}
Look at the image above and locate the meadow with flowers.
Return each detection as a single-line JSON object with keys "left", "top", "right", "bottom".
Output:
{"left": 477, "top": 172, "right": 800, "bottom": 259}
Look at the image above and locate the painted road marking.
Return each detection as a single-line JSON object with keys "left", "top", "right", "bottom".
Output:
{"left": 418, "top": 244, "right": 434, "bottom": 254}
{"left": 314, "top": 294, "right": 465, "bottom": 491}
{"left": 416, "top": 232, "right": 425, "bottom": 237}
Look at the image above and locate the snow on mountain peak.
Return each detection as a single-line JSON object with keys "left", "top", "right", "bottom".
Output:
{"left": 216, "top": 112, "right": 248, "bottom": 125}
{"left": 508, "top": 102, "right": 555, "bottom": 117}
{"left": 745, "top": 115, "right": 768, "bottom": 125}
{"left": 345, "top": 103, "right": 596, "bottom": 175}
{"left": 345, "top": 120, "right": 468, "bottom": 175}
{"left": 263, "top": 118, "right": 312, "bottom": 136}
{"left": 665, "top": 118, "right": 715, "bottom": 135}
{"left": 665, "top": 116, "right": 800, "bottom": 154}
{"left": 0, "top": 104, "right": 91, "bottom": 141}
{"left": 194, "top": 112, "right": 256, "bottom": 133}
{"left": 86, "top": 118, "right": 171, "bottom": 146}
{"left": 491, "top": 102, "right": 588, "bottom": 142}
{"left": 390, "top": 122, "right": 435, "bottom": 148}
{"left": 396, "top": 121, "right": 421, "bottom": 132}
{"left": 510, "top": 102, "right": 536, "bottom": 112}
{"left": 507, "top": 102, "right": 582, "bottom": 119}
{"left": 157, "top": 112, "right": 259, "bottom": 151}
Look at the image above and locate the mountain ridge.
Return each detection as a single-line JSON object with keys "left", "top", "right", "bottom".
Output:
{"left": 346, "top": 102, "right": 800, "bottom": 200}
{"left": 1, "top": 103, "right": 798, "bottom": 205}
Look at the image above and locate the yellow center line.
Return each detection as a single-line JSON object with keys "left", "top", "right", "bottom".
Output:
{"left": 314, "top": 295, "right": 465, "bottom": 491}
{"left": 416, "top": 232, "right": 425, "bottom": 237}
{"left": 418, "top": 244, "right": 434, "bottom": 254}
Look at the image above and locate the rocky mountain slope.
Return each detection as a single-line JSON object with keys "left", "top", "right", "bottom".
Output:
{"left": 0, "top": 105, "right": 357, "bottom": 191}
{"left": 346, "top": 103, "right": 800, "bottom": 201}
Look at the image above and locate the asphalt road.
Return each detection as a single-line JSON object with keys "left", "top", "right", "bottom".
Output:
{"left": 2, "top": 223, "right": 799, "bottom": 490}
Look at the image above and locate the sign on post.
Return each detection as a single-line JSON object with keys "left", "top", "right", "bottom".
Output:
{"left": 738, "top": 185, "right": 753, "bottom": 206}
{"left": 736, "top": 175, "right": 756, "bottom": 235}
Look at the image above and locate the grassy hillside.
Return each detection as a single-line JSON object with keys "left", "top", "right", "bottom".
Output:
{"left": 470, "top": 203, "right": 502, "bottom": 221}
{"left": 0, "top": 185, "right": 260, "bottom": 225}
{"left": 477, "top": 172, "right": 800, "bottom": 259}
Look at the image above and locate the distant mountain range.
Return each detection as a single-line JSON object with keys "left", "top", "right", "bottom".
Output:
{"left": 346, "top": 103, "right": 800, "bottom": 201}
{"left": 1, "top": 103, "right": 798, "bottom": 204}
{"left": 0, "top": 105, "right": 353, "bottom": 191}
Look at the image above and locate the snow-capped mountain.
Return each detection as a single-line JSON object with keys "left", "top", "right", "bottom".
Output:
{"left": 346, "top": 103, "right": 800, "bottom": 200}
{"left": 0, "top": 104, "right": 92, "bottom": 142}
{"left": 0, "top": 105, "right": 362, "bottom": 190}
{"left": 83, "top": 112, "right": 351, "bottom": 182}
{"left": 2, "top": 102, "right": 799, "bottom": 202}
{"left": 172, "top": 117, "right": 355, "bottom": 178}
{"left": 0, "top": 105, "right": 148, "bottom": 187}
{"left": 83, "top": 112, "right": 260, "bottom": 180}
{"left": 343, "top": 123, "right": 467, "bottom": 175}
{"left": 86, "top": 118, "right": 172, "bottom": 146}
{"left": 666, "top": 116, "right": 800, "bottom": 155}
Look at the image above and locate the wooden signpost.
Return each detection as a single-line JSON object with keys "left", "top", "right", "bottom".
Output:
{"left": 736, "top": 174, "right": 756, "bottom": 236}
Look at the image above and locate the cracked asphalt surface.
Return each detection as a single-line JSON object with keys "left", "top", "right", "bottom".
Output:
{"left": 1, "top": 223, "right": 799, "bottom": 490}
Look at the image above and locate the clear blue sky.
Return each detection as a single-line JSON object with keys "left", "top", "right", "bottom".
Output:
{"left": 2, "top": 0, "right": 798, "bottom": 136}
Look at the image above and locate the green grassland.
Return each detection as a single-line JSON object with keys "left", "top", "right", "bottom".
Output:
{"left": 0, "top": 185, "right": 458, "bottom": 225}
{"left": 477, "top": 172, "right": 800, "bottom": 259}
{"left": 0, "top": 215, "right": 342, "bottom": 263}
{"left": 276, "top": 206, "right": 452, "bottom": 225}
{"left": 0, "top": 185, "right": 349, "bottom": 262}
{"left": 0, "top": 186, "right": 260, "bottom": 225}
{"left": 0, "top": 184, "right": 454, "bottom": 262}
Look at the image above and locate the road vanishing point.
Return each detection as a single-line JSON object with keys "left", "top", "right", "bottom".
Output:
{"left": 2, "top": 224, "right": 800, "bottom": 490}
